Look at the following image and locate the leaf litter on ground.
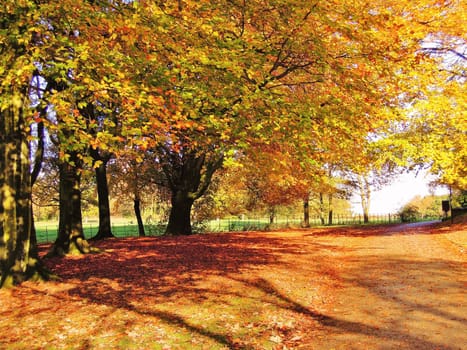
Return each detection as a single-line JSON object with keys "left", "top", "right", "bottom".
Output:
{"left": 0, "top": 222, "right": 465, "bottom": 349}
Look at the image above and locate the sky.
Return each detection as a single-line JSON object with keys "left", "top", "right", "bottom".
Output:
{"left": 351, "top": 170, "right": 450, "bottom": 214}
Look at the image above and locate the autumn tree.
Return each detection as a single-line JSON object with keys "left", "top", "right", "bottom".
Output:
{"left": 403, "top": 84, "right": 466, "bottom": 191}
{"left": 316, "top": 170, "right": 347, "bottom": 226}
{"left": 344, "top": 137, "right": 403, "bottom": 222}
{"left": 3, "top": 0, "right": 464, "bottom": 277}
{"left": 135, "top": 0, "right": 425, "bottom": 235}
{"left": 390, "top": 1, "right": 466, "bottom": 192}
{"left": 399, "top": 194, "right": 444, "bottom": 221}
{"left": 40, "top": 0, "right": 170, "bottom": 250}
{"left": 24, "top": 1, "right": 97, "bottom": 255}
{"left": 108, "top": 150, "right": 167, "bottom": 236}
{"left": 89, "top": 146, "right": 114, "bottom": 240}
{"left": 0, "top": 1, "right": 52, "bottom": 286}
{"left": 77, "top": 102, "right": 116, "bottom": 240}
{"left": 240, "top": 144, "right": 309, "bottom": 224}
{"left": 202, "top": 163, "right": 250, "bottom": 219}
{"left": 41, "top": 50, "right": 94, "bottom": 255}
{"left": 32, "top": 158, "right": 60, "bottom": 221}
{"left": 157, "top": 142, "right": 224, "bottom": 235}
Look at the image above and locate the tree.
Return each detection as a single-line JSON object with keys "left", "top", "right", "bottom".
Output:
{"left": 3, "top": 0, "right": 464, "bottom": 277}
{"left": 403, "top": 90, "right": 466, "bottom": 191}
{"left": 42, "top": 72, "right": 94, "bottom": 255}
{"left": 81, "top": 101, "right": 117, "bottom": 240}
{"left": 201, "top": 162, "right": 250, "bottom": 219}
{"left": 241, "top": 144, "right": 309, "bottom": 224}
{"left": 304, "top": 168, "right": 350, "bottom": 226}
{"left": 39, "top": 0, "right": 168, "bottom": 250}
{"left": 346, "top": 167, "right": 399, "bottom": 223}
{"left": 32, "top": 158, "right": 60, "bottom": 221}
{"left": 0, "top": 93, "right": 50, "bottom": 286}
{"left": 49, "top": 152, "right": 93, "bottom": 255}
{"left": 139, "top": 0, "right": 416, "bottom": 234}
{"left": 0, "top": 1, "right": 51, "bottom": 286}
{"left": 399, "top": 204, "right": 421, "bottom": 223}
{"left": 125, "top": 157, "right": 156, "bottom": 237}
{"left": 398, "top": 194, "right": 445, "bottom": 222}
{"left": 158, "top": 143, "right": 224, "bottom": 235}
{"left": 395, "top": 1, "right": 467, "bottom": 191}
{"left": 90, "top": 147, "right": 114, "bottom": 240}
{"left": 108, "top": 150, "right": 169, "bottom": 236}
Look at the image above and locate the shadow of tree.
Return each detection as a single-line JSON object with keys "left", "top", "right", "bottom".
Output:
{"left": 341, "top": 255, "right": 467, "bottom": 324}
{"left": 40, "top": 230, "right": 464, "bottom": 349}
{"left": 234, "top": 276, "right": 463, "bottom": 350}
{"left": 304, "top": 221, "right": 445, "bottom": 238}
{"left": 43, "top": 233, "right": 316, "bottom": 347}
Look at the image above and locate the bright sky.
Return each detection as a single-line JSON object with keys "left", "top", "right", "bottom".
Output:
{"left": 351, "top": 170, "right": 450, "bottom": 214}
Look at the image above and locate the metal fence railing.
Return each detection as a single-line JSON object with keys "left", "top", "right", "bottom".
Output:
{"left": 34, "top": 213, "right": 405, "bottom": 244}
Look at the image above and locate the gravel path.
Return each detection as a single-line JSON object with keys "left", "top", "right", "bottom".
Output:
{"left": 308, "top": 222, "right": 467, "bottom": 350}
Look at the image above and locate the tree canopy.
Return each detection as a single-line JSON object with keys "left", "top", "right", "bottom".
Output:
{"left": 1, "top": 0, "right": 466, "bottom": 286}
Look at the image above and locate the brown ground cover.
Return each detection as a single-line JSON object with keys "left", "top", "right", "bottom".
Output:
{"left": 0, "top": 220, "right": 465, "bottom": 349}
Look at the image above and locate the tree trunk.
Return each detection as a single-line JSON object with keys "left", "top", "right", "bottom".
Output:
{"left": 134, "top": 196, "right": 145, "bottom": 237}
{"left": 165, "top": 190, "right": 194, "bottom": 235}
{"left": 359, "top": 175, "right": 371, "bottom": 224}
{"left": 328, "top": 193, "right": 333, "bottom": 225}
{"left": 0, "top": 102, "right": 49, "bottom": 287}
{"left": 363, "top": 210, "right": 369, "bottom": 223}
{"left": 303, "top": 195, "right": 310, "bottom": 227}
{"left": 161, "top": 148, "right": 223, "bottom": 236}
{"left": 269, "top": 207, "right": 276, "bottom": 224}
{"left": 30, "top": 120, "right": 45, "bottom": 249}
{"left": 91, "top": 158, "right": 114, "bottom": 240}
{"left": 79, "top": 100, "right": 115, "bottom": 240}
{"left": 319, "top": 193, "right": 325, "bottom": 225}
{"left": 49, "top": 155, "right": 91, "bottom": 256}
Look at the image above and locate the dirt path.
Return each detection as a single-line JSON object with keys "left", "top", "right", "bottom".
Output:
{"left": 306, "top": 222, "right": 467, "bottom": 350}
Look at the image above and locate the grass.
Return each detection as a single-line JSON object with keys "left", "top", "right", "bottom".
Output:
{"left": 34, "top": 219, "right": 166, "bottom": 243}
{"left": 35, "top": 214, "right": 403, "bottom": 243}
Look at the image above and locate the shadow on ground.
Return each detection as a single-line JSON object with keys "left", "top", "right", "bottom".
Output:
{"left": 33, "top": 227, "right": 466, "bottom": 349}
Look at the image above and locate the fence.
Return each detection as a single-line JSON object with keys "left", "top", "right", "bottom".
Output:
{"left": 35, "top": 213, "right": 402, "bottom": 244}
{"left": 35, "top": 222, "right": 166, "bottom": 244}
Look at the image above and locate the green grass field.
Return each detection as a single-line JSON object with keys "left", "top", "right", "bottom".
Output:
{"left": 34, "top": 217, "right": 302, "bottom": 243}
{"left": 34, "top": 214, "right": 402, "bottom": 243}
{"left": 34, "top": 219, "right": 167, "bottom": 243}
